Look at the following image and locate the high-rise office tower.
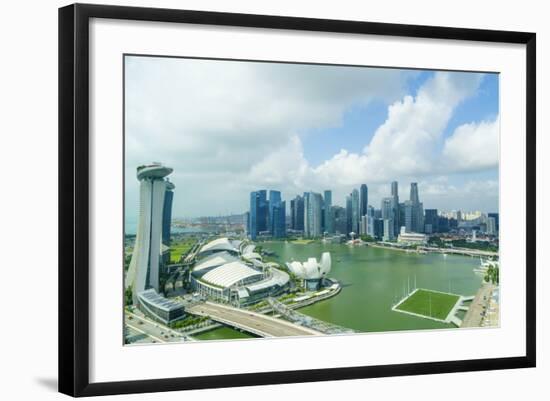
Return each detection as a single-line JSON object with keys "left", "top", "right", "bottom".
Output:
{"left": 391, "top": 181, "right": 400, "bottom": 236}
{"left": 291, "top": 195, "right": 305, "bottom": 231}
{"left": 424, "top": 209, "right": 439, "bottom": 234}
{"left": 383, "top": 218, "right": 395, "bottom": 241}
{"left": 244, "top": 211, "right": 250, "bottom": 235}
{"left": 410, "top": 182, "right": 419, "bottom": 204}
{"left": 487, "top": 217, "right": 497, "bottom": 236}
{"left": 381, "top": 196, "right": 396, "bottom": 240}
{"left": 366, "top": 205, "right": 375, "bottom": 217}
{"left": 249, "top": 192, "right": 260, "bottom": 240}
{"left": 290, "top": 198, "right": 297, "bottom": 231}
{"left": 249, "top": 190, "right": 269, "bottom": 240}
{"left": 359, "top": 184, "right": 368, "bottom": 217}
{"left": 488, "top": 212, "right": 499, "bottom": 233}
{"left": 391, "top": 181, "right": 399, "bottom": 199}
{"left": 346, "top": 195, "right": 352, "bottom": 235}
{"left": 332, "top": 205, "right": 347, "bottom": 235}
{"left": 381, "top": 197, "right": 394, "bottom": 221}
{"left": 269, "top": 190, "right": 286, "bottom": 238}
{"left": 304, "top": 192, "right": 323, "bottom": 237}
{"left": 403, "top": 200, "right": 414, "bottom": 233}
{"left": 409, "top": 182, "right": 424, "bottom": 233}
{"left": 351, "top": 188, "right": 360, "bottom": 234}
{"left": 324, "top": 190, "right": 333, "bottom": 234}
{"left": 126, "top": 163, "right": 173, "bottom": 303}
{"left": 374, "top": 218, "right": 384, "bottom": 239}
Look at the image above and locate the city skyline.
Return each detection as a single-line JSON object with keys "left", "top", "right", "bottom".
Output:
{"left": 125, "top": 180, "right": 499, "bottom": 230}
{"left": 125, "top": 56, "right": 499, "bottom": 221}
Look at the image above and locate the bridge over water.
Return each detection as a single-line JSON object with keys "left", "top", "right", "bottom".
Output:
{"left": 186, "top": 302, "right": 323, "bottom": 338}
{"left": 267, "top": 298, "right": 354, "bottom": 335}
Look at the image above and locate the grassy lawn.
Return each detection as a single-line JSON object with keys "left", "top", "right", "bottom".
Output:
{"left": 291, "top": 239, "right": 315, "bottom": 245}
{"left": 170, "top": 240, "right": 196, "bottom": 263}
{"left": 396, "top": 289, "right": 459, "bottom": 320}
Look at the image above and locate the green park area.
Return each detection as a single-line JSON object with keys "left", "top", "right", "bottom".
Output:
{"left": 395, "top": 289, "right": 459, "bottom": 321}
{"left": 170, "top": 239, "right": 197, "bottom": 263}
{"left": 291, "top": 239, "right": 315, "bottom": 245}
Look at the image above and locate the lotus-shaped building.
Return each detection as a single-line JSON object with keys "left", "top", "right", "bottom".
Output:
{"left": 286, "top": 252, "right": 331, "bottom": 290}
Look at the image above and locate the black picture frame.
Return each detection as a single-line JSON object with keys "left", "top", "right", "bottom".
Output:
{"left": 58, "top": 3, "right": 536, "bottom": 397}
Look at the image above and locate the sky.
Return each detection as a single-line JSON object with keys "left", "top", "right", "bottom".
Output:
{"left": 124, "top": 55, "right": 499, "bottom": 221}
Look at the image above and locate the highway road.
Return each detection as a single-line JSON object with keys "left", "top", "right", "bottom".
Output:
{"left": 187, "top": 302, "right": 323, "bottom": 337}
{"left": 125, "top": 311, "right": 188, "bottom": 344}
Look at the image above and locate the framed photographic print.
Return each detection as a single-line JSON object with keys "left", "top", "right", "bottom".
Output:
{"left": 58, "top": 3, "right": 536, "bottom": 397}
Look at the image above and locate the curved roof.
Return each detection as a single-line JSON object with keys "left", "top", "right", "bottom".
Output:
{"left": 246, "top": 268, "right": 289, "bottom": 293}
{"left": 193, "top": 251, "right": 238, "bottom": 273}
{"left": 201, "top": 261, "right": 263, "bottom": 288}
{"left": 138, "top": 289, "right": 183, "bottom": 312}
{"left": 242, "top": 252, "right": 262, "bottom": 260}
{"left": 242, "top": 244, "right": 256, "bottom": 255}
{"left": 198, "top": 237, "right": 239, "bottom": 256}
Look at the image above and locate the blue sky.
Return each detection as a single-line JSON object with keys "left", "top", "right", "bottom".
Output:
{"left": 302, "top": 72, "right": 498, "bottom": 167}
{"left": 125, "top": 56, "right": 499, "bottom": 220}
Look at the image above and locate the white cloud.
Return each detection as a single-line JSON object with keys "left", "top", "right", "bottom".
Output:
{"left": 125, "top": 56, "right": 412, "bottom": 216}
{"left": 245, "top": 72, "right": 485, "bottom": 196}
{"left": 125, "top": 56, "right": 496, "bottom": 217}
{"left": 442, "top": 117, "right": 500, "bottom": 172}
{"left": 310, "top": 72, "right": 484, "bottom": 181}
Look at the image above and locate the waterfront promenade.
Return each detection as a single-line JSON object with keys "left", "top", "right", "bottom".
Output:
{"left": 461, "top": 283, "right": 495, "bottom": 327}
{"left": 187, "top": 301, "right": 323, "bottom": 337}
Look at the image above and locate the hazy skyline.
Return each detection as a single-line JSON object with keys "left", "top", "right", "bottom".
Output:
{"left": 125, "top": 56, "right": 499, "bottom": 221}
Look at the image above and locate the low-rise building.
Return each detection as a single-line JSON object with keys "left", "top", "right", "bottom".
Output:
{"left": 397, "top": 226, "right": 428, "bottom": 245}
{"left": 137, "top": 289, "right": 186, "bottom": 325}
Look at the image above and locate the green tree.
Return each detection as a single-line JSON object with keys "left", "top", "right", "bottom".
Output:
{"left": 360, "top": 235, "right": 375, "bottom": 242}
{"left": 484, "top": 264, "right": 500, "bottom": 285}
{"left": 124, "top": 286, "right": 133, "bottom": 306}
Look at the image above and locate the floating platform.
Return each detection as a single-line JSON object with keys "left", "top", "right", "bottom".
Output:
{"left": 392, "top": 288, "right": 466, "bottom": 324}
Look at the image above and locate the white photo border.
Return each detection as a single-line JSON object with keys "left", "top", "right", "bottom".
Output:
{"left": 87, "top": 17, "right": 528, "bottom": 384}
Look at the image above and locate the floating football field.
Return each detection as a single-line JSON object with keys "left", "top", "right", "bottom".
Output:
{"left": 394, "top": 289, "right": 460, "bottom": 321}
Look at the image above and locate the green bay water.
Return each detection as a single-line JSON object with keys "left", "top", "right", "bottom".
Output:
{"left": 194, "top": 242, "right": 483, "bottom": 340}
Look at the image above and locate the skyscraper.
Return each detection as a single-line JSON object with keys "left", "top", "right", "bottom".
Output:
{"left": 249, "top": 190, "right": 268, "bottom": 240}
{"left": 391, "top": 181, "right": 400, "bottom": 236}
{"left": 424, "top": 209, "right": 439, "bottom": 234}
{"left": 324, "top": 190, "right": 333, "bottom": 234}
{"left": 487, "top": 216, "right": 497, "bottom": 236}
{"left": 383, "top": 218, "right": 395, "bottom": 241}
{"left": 359, "top": 184, "right": 368, "bottom": 218}
{"left": 290, "top": 195, "right": 305, "bottom": 231}
{"left": 410, "top": 182, "right": 419, "bottom": 204}
{"left": 161, "top": 180, "right": 175, "bottom": 246}
{"left": 126, "top": 163, "right": 173, "bottom": 303}
{"left": 381, "top": 197, "right": 394, "bottom": 221}
{"left": 332, "top": 205, "right": 347, "bottom": 235}
{"left": 409, "top": 182, "right": 424, "bottom": 233}
{"left": 351, "top": 188, "right": 360, "bottom": 234}
{"left": 290, "top": 198, "right": 296, "bottom": 229}
{"left": 488, "top": 212, "right": 499, "bottom": 233}
{"left": 269, "top": 190, "right": 286, "bottom": 238}
{"left": 391, "top": 181, "right": 399, "bottom": 199}
{"left": 346, "top": 195, "right": 352, "bottom": 235}
{"left": 249, "top": 192, "right": 260, "bottom": 240}
{"left": 381, "top": 197, "right": 395, "bottom": 241}
{"left": 403, "top": 200, "right": 414, "bottom": 233}
{"left": 304, "top": 192, "right": 323, "bottom": 237}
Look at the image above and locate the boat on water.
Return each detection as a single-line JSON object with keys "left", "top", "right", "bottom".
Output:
{"left": 474, "top": 258, "right": 498, "bottom": 275}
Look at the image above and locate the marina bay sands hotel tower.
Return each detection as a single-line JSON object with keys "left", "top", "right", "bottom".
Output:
{"left": 126, "top": 163, "right": 174, "bottom": 303}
